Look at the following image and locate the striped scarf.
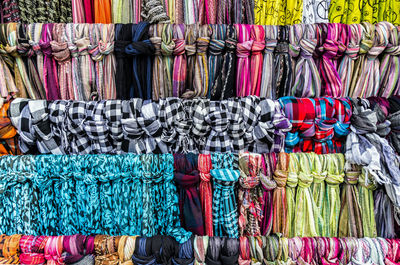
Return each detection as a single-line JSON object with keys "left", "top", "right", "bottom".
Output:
{"left": 284, "top": 153, "right": 299, "bottom": 238}
{"left": 208, "top": 24, "right": 226, "bottom": 99}
{"left": 172, "top": 24, "right": 186, "bottom": 97}
{"left": 250, "top": 25, "right": 265, "bottom": 96}
{"left": 183, "top": 24, "right": 197, "bottom": 98}
{"left": 260, "top": 25, "right": 278, "bottom": 99}
{"left": 260, "top": 153, "right": 277, "bottom": 236}
{"left": 198, "top": 154, "right": 213, "bottom": 237}
{"left": 236, "top": 24, "right": 252, "bottom": 97}
{"left": 310, "top": 152, "right": 327, "bottom": 236}
{"left": 272, "top": 152, "right": 289, "bottom": 235}
{"left": 193, "top": 24, "right": 210, "bottom": 97}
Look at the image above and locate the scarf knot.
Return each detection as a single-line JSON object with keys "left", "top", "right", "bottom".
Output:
{"left": 297, "top": 172, "right": 313, "bottom": 188}
{"left": 359, "top": 38, "right": 373, "bottom": 55}
{"left": 260, "top": 172, "right": 277, "bottom": 191}
{"left": 44, "top": 236, "right": 64, "bottom": 265}
{"left": 299, "top": 38, "right": 317, "bottom": 59}
{"left": 226, "top": 36, "right": 237, "bottom": 52}
{"left": 367, "top": 45, "right": 386, "bottom": 60}
{"left": 17, "top": 42, "right": 35, "bottom": 57}
{"left": 74, "top": 37, "right": 90, "bottom": 56}
{"left": 94, "top": 235, "right": 120, "bottom": 265}
{"left": 237, "top": 40, "right": 253, "bottom": 58}
{"left": 118, "top": 236, "right": 136, "bottom": 265}
{"left": 322, "top": 39, "right": 340, "bottom": 59}
{"left": 196, "top": 36, "right": 210, "bottom": 55}
{"left": 39, "top": 40, "right": 53, "bottom": 56}
{"left": 20, "top": 235, "right": 47, "bottom": 265}
{"left": 150, "top": 36, "right": 162, "bottom": 56}
{"left": 264, "top": 39, "right": 277, "bottom": 53}
{"left": 161, "top": 39, "right": 175, "bottom": 56}
{"left": 273, "top": 168, "right": 288, "bottom": 187}
{"left": 114, "top": 40, "right": 130, "bottom": 58}
{"left": 358, "top": 170, "right": 377, "bottom": 190}
{"left": 345, "top": 45, "right": 360, "bottom": 59}
{"left": 326, "top": 173, "right": 344, "bottom": 186}
{"left": 125, "top": 39, "right": 154, "bottom": 55}
{"left": 289, "top": 43, "right": 300, "bottom": 58}
{"left": 312, "top": 170, "right": 327, "bottom": 184}
{"left": 173, "top": 38, "right": 185, "bottom": 56}
{"left": 209, "top": 39, "right": 225, "bottom": 56}
{"left": 385, "top": 44, "right": 400, "bottom": 56}
{"left": 185, "top": 43, "right": 196, "bottom": 56}
{"left": 345, "top": 170, "right": 360, "bottom": 185}
{"left": 0, "top": 234, "right": 22, "bottom": 264}
{"left": 287, "top": 172, "right": 299, "bottom": 188}
{"left": 252, "top": 40, "right": 265, "bottom": 55}
{"left": 4, "top": 44, "right": 18, "bottom": 56}
{"left": 51, "top": 41, "right": 70, "bottom": 62}
{"left": 194, "top": 236, "right": 208, "bottom": 264}
{"left": 276, "top": 42, "right": 289, "bottom": 53}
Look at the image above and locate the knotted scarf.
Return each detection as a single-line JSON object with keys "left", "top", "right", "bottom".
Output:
{"left": 221, "top": 238, "right": 239, "bottom": 265}
{"left": 0, "top": 234, "right": 21, "bottom": 264}
{"left": 386, "top": 239, "right": 400, "bottom": 263}
{"left": 160, "top": 23, "right": 175, "bottom": 98}
{"left": 51, "top": 23, "right": 73, "bottom": 100}
{"left": 290, "top": 24, "right": 321, "bottom": 98}
{"left": 1, "top": 0, "right": 20, "bottom": 22}
{"left": 114, "top": 23, "right": 133, "bottom": 100}
{"left": 238, "top": 236, "right": 251, "bottom": 265}
{"left": 204, "top": 236, "right": 223, "bottom": 265}
{"left": 0, "top": 25, "right": 18, "bottom": 98}
{"left": 141, "top": 0, "right": 170, "bottom": 23}
{"left": 379, "top": 23, "right": 400, "bottom": 97}
{"left": 19, "top": 235, "right": 48, "bottom": 265}
{"left": 260, "top": 25, "right": 277, "bottom": 99}
{"left": 260, "top": 153, "right": 277, "bottom": 236}
{"left": 250, "top": 25, "right": 265, "bottom": 96}
{"left": 324, "top": 153, "right": 345, "bottom": 237}
{"left": 172, "top": 24, "right": 186, "bottom": 97}
{"left": 272, "top": 152, "right": 289, "bottom": 235}
{"left": 44, "top": 236, "right": 64, "bottom": 265}
{"left": 284, "top": 153, "right": 299, "bottom": 238}
{"left": 172, "top": 238, "right": 194, "bottom": 265}
{"left": 174, "top": 153, "right": 204, "bottom": 235}
{"left": 182, "top": 24, "right": 197, "bottom": 98}
{"left": 238, "top": 152, "right": 263, "bottom": 236}
{"left": 208, "top": 24, "right": 225, "bottom": 99}
{"left": 211, "top": 24, "right": 236, "bottom": 100}
{"left": 193, "top": 236, "right": 208, "bottom": 265}
{"left": 319, "top": 23, "right": 348, "bottom": 97}
{"left": 94, "top": 235, "right": 119, "bottom": 265}
{"left": 234, "top": 0, "right": 254, "bottom": 24}
{"left": 193, "top": 24, "right": 210, "bottom": 97}
{"left": 294, "top": 153, "right": 320, "bottom": 237}
{"left": 338, "top": 164, "right": 363, "bottom": 238}
{"left": 131, "top": 237, "right": 156, "bottom": 265}
{"left": 117, "top": 236, "right": 137, "bottom": 265}
{"left": 211, "top": 153, "right": 240, "bottom": 238}
{"left": 0, "top": 102, "right": 20, "bottom": 155}
{"left": 338, "top": 23, "right": 363, "bottom": 97}
{"left": 63, "top": 235, "right": 95, "bottom": 265}
{"left": 274, "top": 26, "right": 292, "bottom": 98}
{"left": 40, "top": 23, "right": 60, "bottom": 100}
{"left": 151, "top": 24, "right": 165, "bottom": 100}
{"left": 125, "top": 22, "right": 154, "bottom": 99}
{"left": 198, "top": 154, "right": 213, "bottom": 236}
{"left": 358, "top": 168, "right": 378, "bottom": 238}
{"left": 249, "top": 236, "right": 263, "bottom": 264}
{"left": 236, "top": 24, "right": 252, "bottom": 97}
{"left": 374, "top": 188, "right": 396, "bottom": 238}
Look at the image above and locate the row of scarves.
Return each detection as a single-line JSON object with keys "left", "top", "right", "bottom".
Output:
{"left": 345, "top": 96, "right": 400, "bottom": 238}
{"left": 2, "top": 235, "right": 400, "bottom": 265}
{"left": 0, "top": 154, "right": 192, "bottom": 243}
{"left": 8, "top": 97, "right": 291, "bottom": 155}
{"left": 2, "top": 22, "right": 400, "bottom": 101}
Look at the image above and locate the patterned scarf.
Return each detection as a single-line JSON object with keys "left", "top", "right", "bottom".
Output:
{"left": 284, "top": 153, "right": 299, "bottom": 238}
{"left": 0, "top": 234, "right": 22, "bottom": 264}
{"left": 172, "top": 24, "right": 186, "bottom": 97}
{"left": 208, "top": 24, "right": 226, "bottom": 99}
{"left": 94, "top": 235, "right": 120, "bottom": 265}
{"left": 63, "top": 235, "right": 95, "bottom": 264}
{"left": 19, "top": 235, "right": 48, "bottom": 265}
{"left": 260, "top": 153, "right": 277, "bottom": 236}
{"left": 193, "top": 24, "right": 210, "bottom": 97}
{"left": 174, "top": 153, "right": 204, "bottom": 235}
{"left": 117, "top": 235, "right": 137, "bottom": 265}
{"left": 198, "top": 154, "right": 213, "bottom": 237}
{"left": 260, "top": 25, "right": 278, "bottom": 99}
{"left": 274, "top": 26, "right": 292, "bottom": 98}
{"left": 0, "top": 102, "right": 20, "bottom": 155}
{"left": 250, "top": 25, "right": 265, "bottom": 96}
{"left": 272, "top": 152, "right": 289, "bottom": 235}
{"left": 115, "top": 23, "right": 133, "bottom": 100}
{"left": 236, "top": 24, "right": 252, "bottom": 97}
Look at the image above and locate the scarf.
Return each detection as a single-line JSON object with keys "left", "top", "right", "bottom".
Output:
{"left": 221, "top": 238, "right": 239, "bottom": 265}
{"left": 174, "top": 153, "right": 204, "bottom": 235}
{"left": 94, "top": 0, "right": 112, "bottom": 23}
{"left": 272, "top": 152, "right": 289, "bottom": 235}
{"left": 0, "top": 25, "right": 18, "bottom": 98}
{"left": 172, "top": 24, "right": 186, "bottom": 97}
{"left": 274, "top": 26, "right": 292, "bottom": 98}
{"left": 208, "top": 24, "right": 226, "bottom": 99}
{"left": 0, "top": 101, "right": 20, "bottom": 155}
{"left": 151, "top": 23, "right": 165, "bottom": 100}
{"left": 284, "top": 153, "right": 299, "bottom": 238}
{"left": 205, "top": 236, "right": 224, "bottom": 265}
{"left": 63, "top": 235, "right": 95, "bottom": 265}
{"left": 193, "top": 24, "right": 210, "bottom": 97}
{"left": 236, "top": 24, "right": 252, "bottom": 97}
{"left": 172, "top": 239, "right": 194, "bottom": 265}
{"left": 290, "top": 24, "right": 321, "bottom": 98}
{"left": 193, "top": 236, "right": 208, "bottom": 265}
{"left": 111, "top": 0, "right": 132, "bottom": 23}
{"left": 0, "top": 234, "right": 22, "bottom": 264}
{"left": 198, "top": 154, "right": 213, "bottom": 237}
{"left": 310, "top": 153, "right": 327, "bottom": 236}
{"left": 375, "top": 188, "right": 397, "bottom": 238}
{"left": 115, "top": 23, "right": 133, "bottom": 100}
{"left": 94, "top": 235, "right": 120, "bottom": 265}
{"left": 182, "top": 24, "right": 197, "bottom": 98}
{"left": 260, "top": 153, "right": 277, "bottom": 236}
{"left": 19, "top": 235, "right": 48, "bottom": 265}
{"left": 44, "top": 236, "right": 64, "bottom": 265}
{"left": 1, "top": 0, "right": 20, "bottom": 22}
{"left": 250, "top": 25, "right": 265, "bottom": 96}
{"left": 117, "top": 236, "right": 137, "bottom": 265}
{"left": 238, "top": 152, "right": 263, "bottom": 236}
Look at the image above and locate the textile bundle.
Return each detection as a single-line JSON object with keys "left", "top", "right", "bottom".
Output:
{"left": 9, "top": 97, "right": 291, "bottom": 155}
{"left": 1, "top": 22, "right": 400, "bottom": 100}
{"left": 2, "top": 234, "right": 400, "bottom": 264}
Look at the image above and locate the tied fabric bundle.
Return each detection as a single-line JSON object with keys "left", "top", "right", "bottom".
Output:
{"left": 237, "top": 152, "right": 263, "bottom": 236}
{"left": 44, "top": 236, "right": 64, "bottom": 265}
{"left": 94, "top": 235, "right": 120, "bottom": 265}
{"left": 0, "top": 102, "right": 20, "bottom": 155}
{"left": 0, "top": 234, "right": 22, "bottom": 264}
{"left": 174, "top": 153, "right": 204, "bottom": 235}
{"left": 260, "top": 153, "right": 277, "bottom": 236}
{"left": 63, "top": 235, "right": 95, "bottom": 265}
{"left": 19, "top": 235, "right": 47, "bottom": 265}
{"left": 0, "top": 154, "right": 191, "bottom": 243}
{"left": 272, "top": 152, "right": 289, "bottom": 235}
{"left": 279, "top": 97, "right": 351, "bottom": 154}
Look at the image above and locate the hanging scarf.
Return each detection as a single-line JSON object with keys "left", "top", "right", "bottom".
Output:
{"left": 236, "top": 24, "right": 252, "bottom": 97}
{"left": 141, "top": 0, "right": 170, "bottom": 23}
{"left": 310, "top": 153, "right": 327, "bottom": 236}
{"left": 359, "top": 168, "right": 378, "bottom": 237}
{"left": 1, "top": 0, "right": 20, "bottom": 22}
{"left": 94, "top": 235, "right": 120, "bottom": 265}
{"left": 115, "top": 23, "right": 133, "bottom": 100}
{"left": 284, "top": 153, "right": 299, "bottom": 238}
{"left": 160, "top": 23, "right": 175, "bottom": 98}
{"left": 44, "top": 236, "right": 64, "bottom": 265}
{"left": 7, "top": 23, "right": 36, "bottom": 99}
{"left": 131, "top": 237, "right": 156, "bottom": 265}
{"left": 260, "top": 25, "right": 277, "bottom": 98}
{"left": 51, "top": 23, "right": 73, "bottom": 100}
{"left": 234, "top": 0, "right": 254, "bottom": 24}
{"left": 182, "top": 24, "right": 197, "bottom": 98}
{"left": 174, "top": 153, "right": 204, "bottom": 236}
{"left": 238, "top": 152, "right": 263, "bottom": 236}
{"left": 319, "top": 23, "right": 349, "bottom": 97}
{"left": 125, "top": 22, "right": 154, "bottom": 99}
{"left": 28, "top": 23, "right": 45, "bottom": 94}
{"left": 211, "top": 24, "right": 236, "bottom": 100}
{"left": 249, "top": 25, "right": 265, "bottom": 96}
{"left": 272, "top": 152, "right": 289, "bottom": 235}
{"left": 63, "top": 235, "right": 95, "bottom": 264}
{"left": 172, "top": 238, "right": 194, "bottom": 265}
{"left": 94, "top": 0, "right": 112, "bottom": 23}
{"left": 0, "top": 102, "right": 20, "bottom": 155}
{"left": 205, "top": 237, "right": 224, "bottom": 265}
{"left": 238, "top": 236, "right": 251, "bottom": 264}
{"left": 221, "top": 238, "right": 239, "bottom": 265}
{"left": 151, "top": 23, "right": 165, "bottom": 100}
{"left": 290, "top": 24, "right": 321, "bottom": 98}
{"left": 338, "top": 23, "right": 363, "bottom": 97}
{"left": 112, "top": 0, "right": 132, "bottom": 23}
{"left": 0, "top": 234, "right": 21, "bottom": 264}
{"left": 72, "top": 0, "right": 85, "bottom": 22}
{"left": 19, "top": 235, "right": 48, "bottom": 265}
{"left": 211, "top": 153, "right": 239, "bottom": 238}
{"left": 338, "top": 165, "right": 364, "bottom": 238}
{"left": 375, "top": 188, "right": 397, "bottom": 238}
{"left": 274, "top": 26, "right": 292, "bottom": 98}
{"left": 260, "top": 153, "right": 277, "bottom": 236}
{"left": 17, "top": 24, "right": 45, "bottom": 99}
{"left": 198, "top": 154, "right": 213, "bottom": 237}
{"left": 208, "top": 24, "right": 226, "bottom": 99}
{"left": 0, "top": 25, "right": 18, "bottom": 98}
{"left": 294, "top": 153, "right": 319, "bottom": 237}
{"left": 194, "top": 24, "right": 210, "bottom": 97}
{"left": 193, "top": 236, "right": 208, "bottom": 265}
{"left": 324, "top": 153, "right": 344, "bottom": 237}
{"left": 117, "top": 236, "right": 137, "bottom": 265}
{"left": 172, "top": 24, "right": 186, "bottom": 97}
{"left": 379, "top": 23, "right": 400, "bottom": 97}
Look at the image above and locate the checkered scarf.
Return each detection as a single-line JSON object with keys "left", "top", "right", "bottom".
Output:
{"left": 104, "top": 100, "right": 123, "bottom": 153}
{"left": 159, "top": 98, "right": 196, "bottom": 153}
